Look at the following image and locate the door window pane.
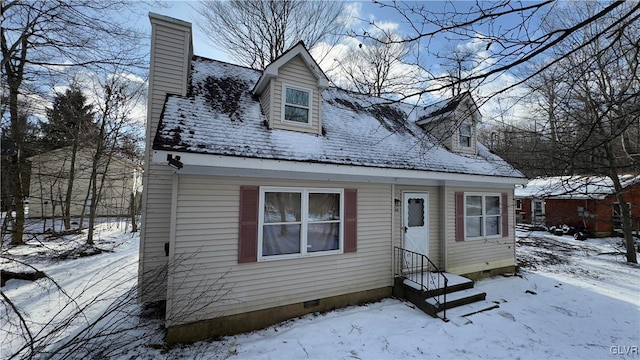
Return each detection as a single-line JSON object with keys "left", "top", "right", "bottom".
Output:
{"left": 408, "top": 198, "right": 425, "bottom": 227}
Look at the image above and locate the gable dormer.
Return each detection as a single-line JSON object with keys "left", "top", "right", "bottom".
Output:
{"left": 416, "top": 92, "right": 480, "bottom": 155}
{"left": 253, "top": 42, "right": 329, "bottom": 135}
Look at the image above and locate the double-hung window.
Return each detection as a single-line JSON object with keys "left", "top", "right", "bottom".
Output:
{"left": 459, "top": 123, "right": 472, "bottom": 147}
{"left": 283, "top": 85, "right": 311, "bottom": 125}
{"left": 465, "top": 194, "right": 501, "bottom": 238}
{"left": 259, "top": 187, "right": 342, "bottom": 260}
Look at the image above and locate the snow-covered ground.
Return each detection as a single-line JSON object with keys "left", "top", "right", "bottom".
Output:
{"left": 2, "top": 223, "right": 639, "bottom": 359}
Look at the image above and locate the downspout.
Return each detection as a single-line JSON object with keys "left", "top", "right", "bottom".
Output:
{"left": 165, "top": 173, "right": 179, "bottom": 327}
{"left": 442, "top": 185, "right": 448, "bottom": 271}
{"left": 390, "top": 183, "right": 396, "bottom": 285}
{"left": 512, "top": 191, "right": 516, "bottom": 268}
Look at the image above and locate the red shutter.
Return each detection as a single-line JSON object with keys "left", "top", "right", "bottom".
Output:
{"left": 502, "top": 192, "right": 509, "bottom": 238}
{"left": 238, "top": 186, "right": 259, "bottom": 263}
{"left": 344, "top": 188, "right": 357, "bottom": 253}
{"left": 455, "top": 192, "right": 465, "bottom": 242}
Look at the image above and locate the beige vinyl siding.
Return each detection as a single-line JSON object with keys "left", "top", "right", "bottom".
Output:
{"left": 444, "top": 187, "right": 515, "bottom": 274}
{"left": 419, "top": 102, "right": 478, "bottom": 155}
{"left": 260, "top": 79, "right": 272, "bottom": 126}
{"left": 165, "top": 175, "right": 393, "bottom": 326}
{"left": 270, "top": 55, "right": 322, "bottom": 135}
{"left": 28, "top": 149, "right": 140, "bottom": 218}
{"left": 423, "top": 120, "right": 454, "bottom": 151}
{"left": 450, "top": 101, "right": 478, "bottom": 155}
{"left": 140, "top": 15, "right": 192, "bottom": 302}
{"left": 393, "top": 186, "right": 443, "bottom": 267}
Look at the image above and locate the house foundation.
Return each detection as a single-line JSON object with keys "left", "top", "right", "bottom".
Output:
{"left": 166, "top": 287, "right": 391, "bottom": 344}
{"left": 462, "top": 265, "right": 517, "bottom": 280}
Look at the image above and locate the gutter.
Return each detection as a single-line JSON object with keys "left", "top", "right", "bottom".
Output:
{"left": 153, "top": 150, "right": 528, "bottom": 187}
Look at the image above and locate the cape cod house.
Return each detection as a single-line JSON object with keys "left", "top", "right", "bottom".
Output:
{"left": 515, "top": 175, "right": 640, "bottom": 236}
{"left": 139, "top": 13, "right": 526, "bottom": 343}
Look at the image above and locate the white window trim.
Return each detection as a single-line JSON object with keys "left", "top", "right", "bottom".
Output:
{"left": 258, "top": 187, "right": 344, "bottom": 261}
{"left": 532, "top": 199, "right": 545, "bottom": 215}
{"left": 612, "top": 202, "right": 631, "bottom": 217}
{"left": 612, "top": 202, "right": 631, "bottom": 211}
{"left": 464, "top": 192, "right": 502, "bottom": 240}
{"left": 459, "top": 123, "right": 472, "bottom": 148}
{"left": 281, "top": 83, "right": 313, "bottom": 126}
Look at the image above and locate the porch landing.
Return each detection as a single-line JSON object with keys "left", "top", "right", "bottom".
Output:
{"left": 402, "top": 272, "right": 472, "bottom": 292}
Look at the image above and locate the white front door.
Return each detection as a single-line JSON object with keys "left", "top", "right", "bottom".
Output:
{"left": 403, "top": 192, "right": 429, "bottom": 256}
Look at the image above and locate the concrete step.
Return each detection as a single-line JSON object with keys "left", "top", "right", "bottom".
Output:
{"left": 402, "top": 272, "right": 474, "bottom": 297}
{"left": 437, "top": 299, "right": 500, "bottom": 319}
{"left": 425, "top": 288, "right": 487, "bottom": 311}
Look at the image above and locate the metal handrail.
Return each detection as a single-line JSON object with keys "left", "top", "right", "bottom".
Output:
{"left": 393, "top": 246, "right": 449, "bottom": 320}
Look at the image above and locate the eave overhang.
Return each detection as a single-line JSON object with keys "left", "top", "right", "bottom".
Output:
{"left": 153, "top": 150, "right": 527, "bottom": 188}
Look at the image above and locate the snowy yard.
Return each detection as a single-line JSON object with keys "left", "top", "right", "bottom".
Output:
{"left": 1, "top": 222, "right": 639, "bottom": 359}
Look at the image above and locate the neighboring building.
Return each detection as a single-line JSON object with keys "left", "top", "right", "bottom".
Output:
{"left": 139, "top": 14, "right": 526, "bottom": 343}
{"left": 28, "top": 147, "right": 142, "bottom": 219}
{"left": 515, "top": 175, "right": 640, "bottom": 236}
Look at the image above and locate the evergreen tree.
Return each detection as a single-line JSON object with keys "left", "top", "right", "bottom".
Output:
{"left": 41, "top": 88, "right": 96, "bottom": 230}
{"left": 42, "top": 88, "right": 95, "bottom": 151}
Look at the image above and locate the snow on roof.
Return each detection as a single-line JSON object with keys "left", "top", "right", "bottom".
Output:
{"left": 515, "top": 174, "right": 640, "bottom": 200}
{"left": 415, "top": 95, "right": 463, "bottom": 125}
{"left": 153, "top": 56, "right": 524, "bottom": 179}
{"left": 415, "top": 92, "right": 478, "bottom": 126}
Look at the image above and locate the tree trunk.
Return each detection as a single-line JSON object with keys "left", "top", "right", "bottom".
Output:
{"left": 130, "top": 192, "right": 138, "bottom": 233}
{"left": 610, "top": 179, "right": 637, "bottom": 263}
{"left": 63, "top": 140, "right": 79, "bottom": 230}
{"left": 602, "top": 138, "right": 638, "bottom": 264}
{"left": 7, "top": 79, "right": 25, "bottom": 245}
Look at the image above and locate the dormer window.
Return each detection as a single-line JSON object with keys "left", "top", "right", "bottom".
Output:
{"left": 459, "top": 123, "right": 472, "bottom": 147}
{"left": 283, "top": 85, "right": 312, "bottom": 125}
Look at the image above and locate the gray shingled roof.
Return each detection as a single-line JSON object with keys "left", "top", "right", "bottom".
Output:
{"left": 516, "top": 175, "right": 640, "bottom": 199}
{"left": 153, "top": 56, "right": 524, "bottom": 179}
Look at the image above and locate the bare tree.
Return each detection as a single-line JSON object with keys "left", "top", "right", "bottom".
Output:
{"left": 487, "top": 3, "right": 639, "bottom": 263}
{"left": 363, "top": 1, "right": 639, "bottom": 97}
{"left": 1, "top": 0, "right": 146, "bottom": 245}
{"left": 1, "top": 245, "right": 230, "bottom": 359}
{"left": 83, "top": 70, "right": 146, "bottom": 245}
{"left": 437, "top": 42, "right": 484, "bottom": 97}
{"left": 196, "top": 0, "right": 347, "bottom": 70}
{"left": 43, "top": 87, "right": 96, "bottom": 230}
{"left": 332, "top": 32, "right": 419, "bottom": 98}
{"left": 363, "top": 1, "right": 639, "bottom": 262}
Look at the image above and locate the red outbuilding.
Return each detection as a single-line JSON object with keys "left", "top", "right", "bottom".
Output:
{"left": 515, "top": 175, "right": 640, "bottom": 237}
